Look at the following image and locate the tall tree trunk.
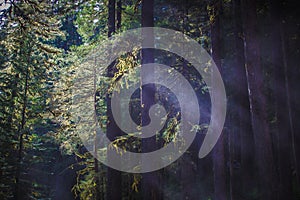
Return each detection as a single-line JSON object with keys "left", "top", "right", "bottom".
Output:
{"left": 269, "top": 0, "right": 293, "bottom": 199}
{"left": 117, "top": 0, "right": 122, "bottom": 30}
{"left": 106, "top": 0, "right": 122, "bottom": 199}
{"left": 93, "top": 62, "right": 101, "bottom": 200}
{"left": 140, "top": 0, "right": 162, "bottom": 199}
{"left": 230, "top": 0, "right": 256, "bottom": 199}
{"left": 7, "top": 74, "right": 18, "bottom": 129}
{"left": 210, "top": 1, "right": 227, "bottom": 200}
{"left": 241, "top": 0, "right": 278, "bottom": 199}
{"left": 15, "top": 52, "right": 30, "bottom": 200}
{"left": 281, "top": 29, "right": 300, "bottom": 189}
{"left": 108, "top": 0, "right": 116, "bottom": 37}
{"left": 282, "top": 0, "right": 300, "bottom": 185}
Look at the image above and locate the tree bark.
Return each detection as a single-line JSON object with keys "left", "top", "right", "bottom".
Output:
{"left": 210, "top": 1, "right": 227, "bottom": 200}
{"left": 108, "top": 0, "right": 116, "bottom": 37}
{"left": 93, "top": 61, "right": 101, "bottom": 200}
{"left": 241, "top": 0, "right": 278, "bottom": 199}
{"left": 106, "top": 0, "right": 122, "bottom": 199}
{"left": 117, "top": 0, "right": 122, "bottom": 30}
{"left": 230, "top": 0, "right": 256, "bottom": 199}
{"left": 15, "top": 48, "right": 30, "bottom": 200}
{"left": 140, "top": 0, "right": 163, "bottom": 199}
{"left": 282, "top": 0, "right": 300, "bottom": 185}
{"left": 269, "top": 0, "right": 293, "bottom": 199}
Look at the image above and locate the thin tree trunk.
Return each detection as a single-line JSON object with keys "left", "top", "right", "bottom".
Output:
{"left": 108, "top": 0, "right": 116, "bottom": 37}
{"left": 106, "top": 0, "right": 122, "bottom": 199}
{"left": 15, "top": 54, "right": 30, "bottom": 200}
{"left": 117, "top": 0, "right": 122, "bottom": 30}
{"left": 230, "top": 0, "right": 256, "bottom": 199}
{"left": 241, "top": 0, "right": 278, "bottom": 199}
{"left": 93, "top": 59, "right": 101, "bottom": 200}
{"left": 280, "top": 19, "right": 299, "bottom": 186}
{"left": 210, "top": 1, "right": 227, "bottom": 200}
{"left": 269, "top": 0, "right": 293, "bottom": 199}
{"left": 282, "top": 2, "right": 300, "bottom": 185}
{"left": 8, "top": 74, "right": 18, "bottom": 129}
{"left": 140, "top": 0, "right": 163, "bottom": 199}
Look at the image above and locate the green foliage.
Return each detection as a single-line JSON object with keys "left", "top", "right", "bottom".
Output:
{"left": 75, "top": 0, "right": 108, "bottom": 42}
{"left": 72, "top": 156, "right": 99, "bottom": 200}
{"left": 0, "top": 0, "right": 67, "bottom": 198}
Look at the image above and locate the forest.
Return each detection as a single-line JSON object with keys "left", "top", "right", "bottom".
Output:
{"left": 0, "top": 0, "right": 299, "bottom": 199}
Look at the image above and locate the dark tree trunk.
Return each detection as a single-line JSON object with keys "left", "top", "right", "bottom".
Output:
{"left": 269, "top": 0, "right": 293, "bottom": 199}
{"left": 93, "top": 64, "right": 101, "bottom": 200}
{"left": 140, "top": 0, "right": 163, "bottom": 199}
{"left": 241, "top": 0, "right": 278, "bottom": 199}
{"left": 7, "top": 74, "right": 18, "bottom": 130}
{"left": 180, "top": 153, "right": 196, "bottom": 200}
{"left": 106, "top": 0, "right": 122, "bottom": 199}
{"left": 282, "top": 1, "right": 300, "bottom": 185}
{"left": 15, "top": 55, "right": 29, "bottom": 200}
{"left": 230, "top": 0, "right": 256, "bottom": 199}
{"left": 108, "top": 0, "right": 116, "bottom": 37}
{"left": 93, "top": 150, "right": 100, "bottom": 200}
{"left": 117, "top": 0, "right": 122, "bottom": 30}
{"left": 210, "top": 1, "right": 227, "bottom": 200}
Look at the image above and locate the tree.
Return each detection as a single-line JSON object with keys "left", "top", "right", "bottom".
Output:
{"left": 241, "top": 0, "right": 278, "bottom": 199}
{"left": 106, "top": 0, "right": 122, "bottom": 199}
{"left": 230, "top": 0, "right": 256, "bottom": 199}
{"left": 140, "top": 0, "right": 163, "bottom": 199}
{"left": 282, "top": 0, "right": 300, "bottom": 187}
{"left": 269, "top": 0, "right": 293, "bottom": 199}
{"left": 0, "top": 0, "right": 63, "bottom": 199}
{"left": 209, "top": 1, "right": 227, "bottom": 200}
